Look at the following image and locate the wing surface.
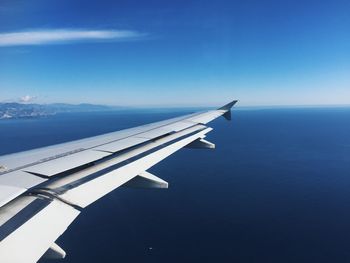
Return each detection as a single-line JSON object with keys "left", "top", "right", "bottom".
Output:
{"left": 0, "top": 100, "right": 237, "bottom": 262}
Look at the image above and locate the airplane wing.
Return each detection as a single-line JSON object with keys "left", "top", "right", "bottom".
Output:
{"left": 0, "top": 100, "right": 237, "bottom": 263}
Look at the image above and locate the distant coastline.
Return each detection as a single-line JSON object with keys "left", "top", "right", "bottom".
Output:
{"left": 0, "top": 102, "right": 124, "bottom": 120}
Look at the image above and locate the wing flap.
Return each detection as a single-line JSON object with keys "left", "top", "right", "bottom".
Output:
{"left": 0, "top": 172, "right": 46, "bottom": 208}
{"left": 60, "top": 127, "right": 212, "bottom": 208}
{"left": 40, "top": 124, "right": 207, "bottom": 192}
{"left": 0, "top": 186, "right": 26, "bottom": 209}
{"left": 0, "top": 197, "right": 79, "bottom": 263}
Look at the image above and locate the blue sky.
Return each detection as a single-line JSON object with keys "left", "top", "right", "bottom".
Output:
{"left": 0, "top": 0, "right": 349, "bottom": 107}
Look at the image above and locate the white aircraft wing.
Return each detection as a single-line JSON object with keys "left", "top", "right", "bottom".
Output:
{"left": 0, "top": 100, "right": 237, "bottom": 262}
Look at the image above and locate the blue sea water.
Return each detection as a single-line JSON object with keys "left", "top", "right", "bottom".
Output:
{"left": 1, "top": 108, "right": 350, "bottom": 263}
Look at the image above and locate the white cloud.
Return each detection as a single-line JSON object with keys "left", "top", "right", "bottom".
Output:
{"left": 19, "top": 95, "right": 37, "bottom": 103}
{"left": 0, "top": 29, "right": 144, "bottom": 46}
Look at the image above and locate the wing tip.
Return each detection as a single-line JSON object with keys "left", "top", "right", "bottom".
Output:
{"left": 218, "top": 100, "right": 238, "bottom": 121}
{"left": 218, "top": 100, "right": 238, "bottom": 111}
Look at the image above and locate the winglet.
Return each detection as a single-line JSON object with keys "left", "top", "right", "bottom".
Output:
{"left": 218, "top": 100, "right": 238, "bottom": 111}
{"left": 218, "top": 100, "right": 238, "bottom": 121}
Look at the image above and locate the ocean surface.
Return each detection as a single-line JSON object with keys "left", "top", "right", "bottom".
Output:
{"left": 1, "top": 108, "right": 350, "bottom": 263}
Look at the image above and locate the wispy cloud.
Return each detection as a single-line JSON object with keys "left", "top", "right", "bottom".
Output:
{"left": 0, "top": 29, "right": 144, "bottom": 46}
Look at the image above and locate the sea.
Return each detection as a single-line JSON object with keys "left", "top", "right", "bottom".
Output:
{"left": 0, "top": 107, "right": 350, "bottom": 263}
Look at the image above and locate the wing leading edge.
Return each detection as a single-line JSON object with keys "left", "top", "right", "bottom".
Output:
{"left": 0, "top": 100, "right": 237, "bottom": 262}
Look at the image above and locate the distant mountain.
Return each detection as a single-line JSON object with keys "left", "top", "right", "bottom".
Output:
{"left": 0, "top": 102, "right": 122, "bottom": 119}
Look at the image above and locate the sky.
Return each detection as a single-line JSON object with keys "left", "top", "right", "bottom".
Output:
{"left": 0, "top": 0, "right": 349, "bottom": 107}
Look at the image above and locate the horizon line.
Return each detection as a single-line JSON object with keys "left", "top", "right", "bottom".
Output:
{"left": 1, "top": 100, "right": 350, "bottom": 110}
